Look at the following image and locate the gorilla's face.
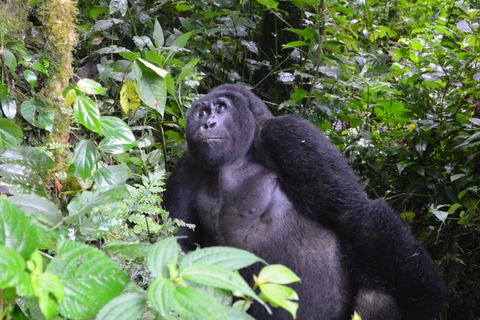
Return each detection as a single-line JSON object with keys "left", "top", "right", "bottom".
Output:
{"left": 186, "top": 96, "right": 255, "bottom": 170}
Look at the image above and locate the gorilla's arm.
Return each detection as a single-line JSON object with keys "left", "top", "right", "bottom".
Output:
{"left": 256, "top": 115, "right": 446, "bottom": 320}
{"left": 163, "top": 151, "right": 204, "bottom": 251}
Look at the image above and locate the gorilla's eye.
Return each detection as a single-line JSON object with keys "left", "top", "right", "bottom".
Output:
{"left": 215, "top": 103, "right": 226, "bottom": 113}
{"left": 198, "top": 109, "right": 208, "bottom": 118}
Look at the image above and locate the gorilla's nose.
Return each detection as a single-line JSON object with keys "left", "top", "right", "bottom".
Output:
{"left": 202, "top": 121, "right": 216, "bottom": 129}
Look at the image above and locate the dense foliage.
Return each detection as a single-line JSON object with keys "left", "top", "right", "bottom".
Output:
{"left": 1, "top": 0, "right": 479, "bottom": 319}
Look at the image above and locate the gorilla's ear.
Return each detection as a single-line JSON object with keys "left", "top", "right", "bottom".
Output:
{"left": 209, "top": 84, "right": 273, "bottom": 124}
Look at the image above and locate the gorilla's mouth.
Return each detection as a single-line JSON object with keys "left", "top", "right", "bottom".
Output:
{"left": 202, "top": 137, "right": 226, "bottom": 142}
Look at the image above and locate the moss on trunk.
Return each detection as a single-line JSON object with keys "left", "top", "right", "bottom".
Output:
{"left": 38, "top": 0, "right": 78, "bottom": 170}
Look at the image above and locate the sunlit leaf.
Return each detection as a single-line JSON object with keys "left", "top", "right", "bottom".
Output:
{"left": 180, "top": 246, "right": 264, "bottom": 271}
{"left": 73, "top": 94, "right": 102, "bottom": 133}
{"left": 1, "top": 96, "right": 17, "bottom": 119}
{"left": 24, "top": 70, "right": 37, "bottom": 87}
{"left": 147, "top": 238, "right": 180, "bottom": 279}
{"left": 73, "top": 140, "right": 97, "bottom": 180}
{"left": 77, "top": 78, "right": 106, "bottom": 95}
{"left": 97, "top": 293, "right": 147, "bottom": 320}
{"left": 120, "top": 80, "right": 141, "bottom": 114}
{"left": 47, "top": 240, "right": 129, "bottom": 319}
{"left": 0, "top": 198, "right": 39, "bottom": 260}
{"left": 148, "top": 278, "right": 174, "bottom": 317}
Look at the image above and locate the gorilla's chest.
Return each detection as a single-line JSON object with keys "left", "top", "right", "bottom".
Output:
{"left": 196, "top": 161, "right": 295, "bottom": 248}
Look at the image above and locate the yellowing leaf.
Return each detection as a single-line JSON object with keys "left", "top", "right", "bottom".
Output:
{"left": 120, "top": 80, "right": 141, "bottom": 114}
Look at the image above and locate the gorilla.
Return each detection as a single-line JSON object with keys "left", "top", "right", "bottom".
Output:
{"left": 164, "top": 84, "right": 446, "bottom": 320}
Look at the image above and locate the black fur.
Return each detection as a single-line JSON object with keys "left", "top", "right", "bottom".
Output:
{"left": 164, "top": 84, "right": 446, "bottom": 320}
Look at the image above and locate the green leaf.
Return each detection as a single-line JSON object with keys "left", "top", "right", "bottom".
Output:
{"left": 20, "top": 98, "right": 54, "bottom": 131}
{"left": 77, "top": 78, "right": 106, "bottom": 95}
{"left": 100, "top": 116, "right": 136, "bottom": 142}
{"left": 171, "top": 31, "right": 193, "bottom": 49}
{"left": 148, "top": 278, "right": 174, "bottom": 317}
{"left": 0, "top": 198, "right": 38, "bottom": 260}
{"left": 258, "top": 265, "right": 301, "bottom": 284}
{"left": 0, "top": 119, "right": 22, "bottom": 149}
{"left": 1, "top": 95, "right": 17, "bottom": 119}
{"left": 132, "top": 60, "right": 168, "bottom": 115}
{"left": 99, "top": 137, "right": 137, "bottom": 154}
{"left": 410, "top": 40, "right": 424, "bottom": 51}
{"left": 94, "top": 164, "right": 130, "bottom": 188}
{"left": 9, "top": 194, "right": 63, "bottom": 225}
{"left": 258, "top": 283, "right": 298, "bottom": 318}
{"left": 147, "top": 237, "right": 180, "bottom": 279}
{"left": 177, "top": 58, "right": 201, "bottom": 83}
{"left": 73, "top": 94, "right": 102, "bottom": 133}
{"left": 180, "top": 264, "right": 266, "bottom": 308}
{"left": 153, "top": 19, "right": 165, "bottom": 48}
{"left": 282, "top": 41, "right": 310, "bottom": 49}
{"left": 0, "top": 244, "right": 27, "bottom": 288}
{"left": 137, "top": 58, "right": 168, "bottom": 77}
{"left": 180, "top": 246, "right": 264, "bottom": 271}
{"left": 32, "top": 62, "right": 49, "bottom": 75}
{"left": 96, "top": 293, "right": 147, "bottom": 320}
{"left": 73, "top": 140, "right": 97, "bottom": 180}
{"left": 0, "top": 84, "right": 7, "bottom": 99}
{"left": 33, "top": 272, "right": 64, "bottom": 320}
{"left": 3, "top": 49, "right": 17, "bottom": 70}
{"left": 0, "top": 146, "right": 55, "bottom": 170}
{"left": 47, "top": 240, "right": 129, "bottom": 319}
{"left": 173, "top": 287, "right": 227, "bottom": 319}
{"left": 24, "top": 70, "right": 37, "bottom": 87}
{"left": 65, "top": 185, "right": 129, "bottom": 223}
{"left": 291, "top": 89, "right": 307, "bottom": 102}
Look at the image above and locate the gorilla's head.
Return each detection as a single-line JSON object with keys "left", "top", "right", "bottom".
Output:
{"left": 186, "top": 85, "right": 273, "bottom": 170}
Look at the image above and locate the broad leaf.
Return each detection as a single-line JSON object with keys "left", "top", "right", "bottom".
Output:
{"left": 0, "top": 119, "right": 22, "bottom": 149}
{"left": 132, "top": 60, "right": 167, "bottom": 115}
{"left": 258, "top": 265, "right": 301, "bottom": 284}
{"left": 73, "top": 140, "right": 97, "bottom": 180}
{"left": 20, "top": 98, "right": 54, "bottom": 131}
{"left": 96, "top": 293, "right": 147, "bottom": 320}
{"left": 147, "top": 278, "right": 174, "bottom": 317}
{"left": 0, "top": 198, "right": 38, "bottom": 260}
{"left": 9, "top": 194, "right": 63, "bottom": 225}
{"left": 180, "top": 246, "right": 264, "bottom": 271}
{"left": 119, "top": 80, "right": 141, "bottom": 114}
{"left": 171, "top": 31, "right": 193, "bottom": 49}
{"left": 33, "top": 272, "right": 64, "bottom": 319}
{"left": 173, "top": 287, "right": 227, "bottom": 319}
{"left": 1, "top": 96, "right": 17, "bottom": 119}
{"left": 24, "top": 70, "right": 37, "bottom": 87}
{"left": 73, "top": 94, "right": 102, "bottom": 134}
{"left": 147, "top": 237, "right": 180, "bottom": 279}
{"left": 93, "top": 164, "right": 130, "bottom": 188}
{"left": 153, "top": 19, "right": 165, "bottom": 48}
{"left": 47, "top": 240, "right": 129, "bottom": 319}
{"left": 258, "top": 283, "right": 298, "bottom": 318}
{"left": 180, "top": 264, "right": 269, "bottom": 311}
{"left": 65, "top": 185, "right": 129, "bottom": 223}
{"left": 0, "top": 147, "right": 55, "bottom": 170}
{"left": 77, "top": 79, "right": 105, "bottom": 95}
{"left": 109, "top": 0, "right": 127, "bottom": 16}
{"left": 0, "top": 244, "right": 27, "bottom": 288}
